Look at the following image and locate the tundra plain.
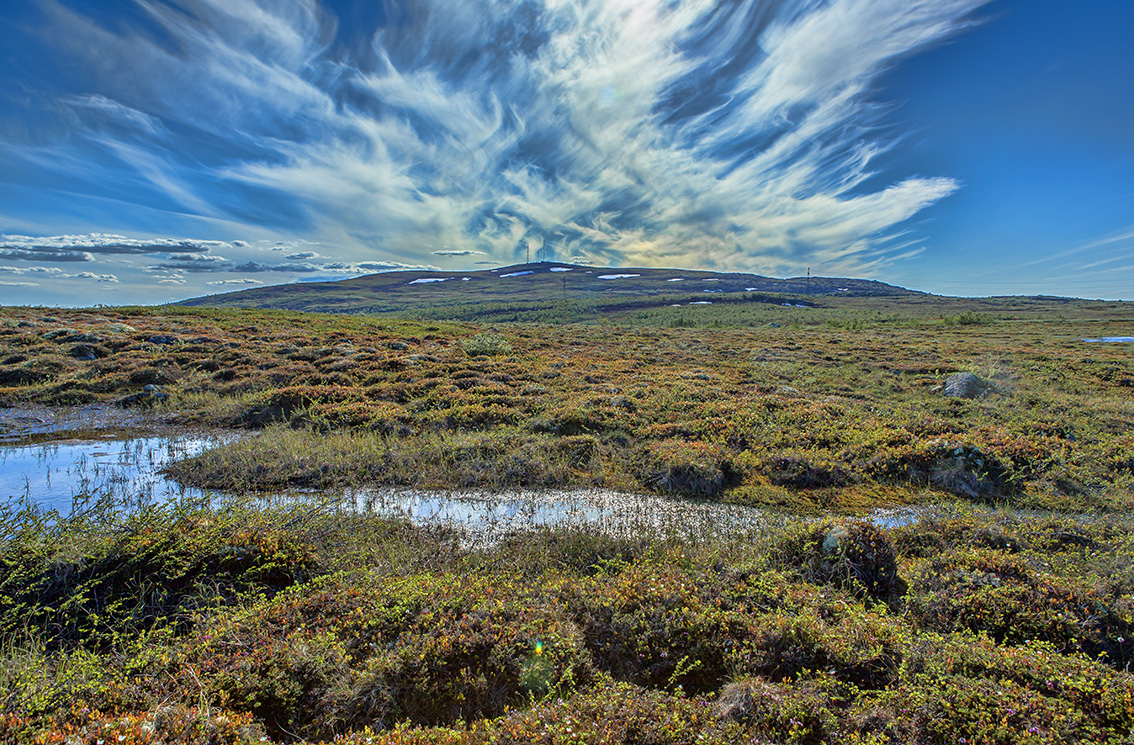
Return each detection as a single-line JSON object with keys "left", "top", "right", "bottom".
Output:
{"left": 2, "top": 289, "right": 1133, "bottom": 744}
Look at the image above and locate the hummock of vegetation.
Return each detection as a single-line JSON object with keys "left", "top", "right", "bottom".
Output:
{"left": 1, "top": 301, "right": 1132, "bottom": 511}
{"left": 3, "top": 497, "right": 1134, "bottom": 744}
{"left": 2, "top": 295, "right": 1134, "bottom": 743}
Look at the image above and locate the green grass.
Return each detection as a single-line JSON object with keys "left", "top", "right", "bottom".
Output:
{"left": 3, "top": 500, "right": 1134, "bottom": 743}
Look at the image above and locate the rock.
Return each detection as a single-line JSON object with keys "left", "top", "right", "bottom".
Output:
{"left": 143, "top": 384, "right": 169, "bottom": 401}
{"left": 119, "top": 384, "right": 169, "bottom": 408}
{"left": 943, "top": 371, "right": 984, "bottom": 398}
{"left": 822, "top": 525, "right": 850, "bottom": 555}
{"left": 148, "top": 335, "right": 178, "bottom": 345}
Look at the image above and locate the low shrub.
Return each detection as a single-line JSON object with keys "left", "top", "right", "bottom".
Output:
{"left": 461, "top": 334, "right": 513, "bottom": 356}
{"left": 0, "top": 503, "right": 315, "bottom": 652}
{"left": 769, "top": 520, "right": 901, "bottom": 603}
{"left": 181, "top": 572, "right": 592, "bottom": 740}
{"left": 2, "top": 706, "right": 265, "bottom": 745}
{"left": 635, "top": 440, "right": 743, "bottom": 498}
{"left": 763, "top": 452, "right": 852, "bottom": 489}
{"left": 904, "top": 546, "right": 1134, "bottom": 666}
{"left": 889, "top": 632, "right": 1134, "bottom": 743}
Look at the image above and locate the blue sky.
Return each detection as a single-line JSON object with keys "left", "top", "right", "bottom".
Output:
{"left": 1, "top": 0, "right": 1132, "bottom": 305}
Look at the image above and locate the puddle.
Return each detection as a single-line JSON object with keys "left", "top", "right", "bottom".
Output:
{"left": 865, "top": 505, "right": 931, "bottom": 529}
{"left": 0, "top": 405, "right": 173, "bottom": 445}
{"left": 1, "top": 432, "right": 776, "bottom": 536}
{"left": 351, "top": 487, "right": 770, "bottom": 543}
{"left": 1082, "top": 337, "right": 1134, "bottom": 343}
{"left": 2, "top": 429, "right": 938, "bottom": 540}
{"left": 0, "top": 435, "right": 222, "bottom": 514}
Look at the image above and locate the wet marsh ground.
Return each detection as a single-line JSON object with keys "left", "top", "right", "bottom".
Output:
{"left": 1, "top": 300, "right": 1131, "bottom": 512}
{"left": 2, "top": 298, "right": 1134, "bottom": 743}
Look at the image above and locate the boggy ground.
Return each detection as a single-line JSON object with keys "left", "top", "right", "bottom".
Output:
{"left": 3, "top": 302, "right": 1134, "bottom": 743}
{"left": 2, "top": 499, "right": 1133, "bottom": 744}
{"left": 1, "top": 304, "right": 1132, "bottom": 512}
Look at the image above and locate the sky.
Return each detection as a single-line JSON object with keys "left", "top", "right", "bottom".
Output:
{"left": 1, "top": 0, "right": 1132, "bottom": 306}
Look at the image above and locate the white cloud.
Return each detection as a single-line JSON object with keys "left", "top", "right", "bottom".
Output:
{"left": 3, "top": 0, "right": 992, "bottom": 302}
{"left": 207, "top": 278, "right": 264, "bottom": 286}
{"left": 0, "top": 265, "right": 118, "bottom": 282}
{"left": 73, "top": 272, "right": 119, "bottom": 283}
{"left": 0, "top": 233, "right": 224, "bottom": 255}
{"left": 61, "top": 94, "right": 167, "bottom": 138}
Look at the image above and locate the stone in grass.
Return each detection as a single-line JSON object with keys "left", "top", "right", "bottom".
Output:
{"left": 943, "top": 371, "right": 986, "bottom": 398}
{"left": 118, "top": 384, "right": 169, "bottom": 408}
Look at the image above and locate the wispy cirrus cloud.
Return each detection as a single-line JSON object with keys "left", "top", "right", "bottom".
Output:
{"left": 1, "top": 0, "right": 992, "bottom": 303}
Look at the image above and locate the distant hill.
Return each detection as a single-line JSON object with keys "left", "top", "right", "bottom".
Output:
{"left": 175, "top": 262, "right": 920, "bottom": 318}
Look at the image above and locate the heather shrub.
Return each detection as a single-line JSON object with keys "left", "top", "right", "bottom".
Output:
{"left": 634, "top": 440, "right": 742, "bottom": 498}
{"left": 182, "top": 571, "right": 592, "bottom": 740}
{"left": 904, "top": 546, "right": 1134, "bottom": 667}
{"left": 769, "top": 520, "right": 901, "bottom": 603}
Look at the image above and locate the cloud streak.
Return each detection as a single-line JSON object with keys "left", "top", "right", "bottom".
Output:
{"left": 0, "top": 233, "right": 221, "bottom": 255}
{"left": 1, "top": 0, "right": 992, "bottom": 302}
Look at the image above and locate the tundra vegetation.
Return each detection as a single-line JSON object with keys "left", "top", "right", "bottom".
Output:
{"left": 1, "top": 293, "right": 1133, "bottom": 743}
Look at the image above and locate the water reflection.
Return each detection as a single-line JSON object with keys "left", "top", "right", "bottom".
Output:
{"left": 354, "top": 487, "right": 769, "bottom": 542}
{"left": 3, "top": 433, "right": 938, "bottom": 541}
{"left": 0, "top": 435, "right": 218, "bottom": 513}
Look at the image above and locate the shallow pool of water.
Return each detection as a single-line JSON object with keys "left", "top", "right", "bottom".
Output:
{"left": 1082, "top": 337, "right": 1134, "bottom": 343}
{"left": 352, "top": 487, "right": 770, "bottom": 542}
{"left": 2, "top": 432, "right": 938, "bottom": 540}
{"left": 0, "top": 435, "right": 219, "bottom": 513}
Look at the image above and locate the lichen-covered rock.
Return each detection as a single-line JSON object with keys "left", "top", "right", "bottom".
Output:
{"left": 943, "top": 371, "right": 984, "bottom": 398}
